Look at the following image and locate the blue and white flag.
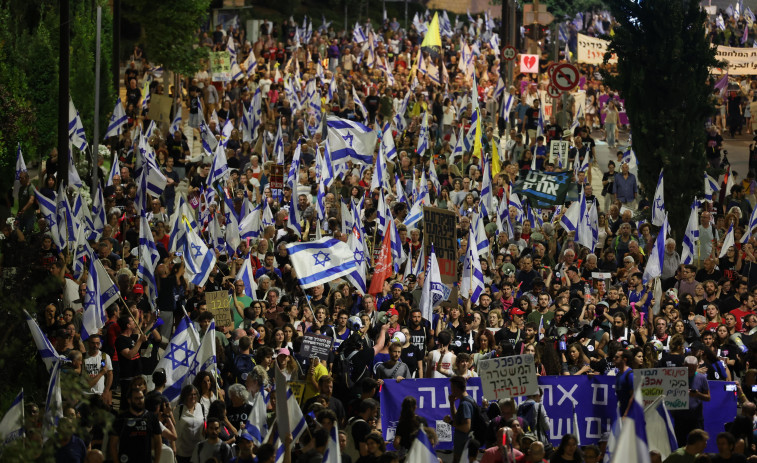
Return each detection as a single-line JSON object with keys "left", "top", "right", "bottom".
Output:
{"left": 81, "top": 258, "right": 119, "bottom": 340}
{"left": 345, "top": 210, "right": 368, "bottom": 295}
{"left": 182, "top": 219, "right": 217, "bottom": 287}
{"left": 245, "top": 390, "right": 270, "bottom": 445}
{"left": 0, "top": 389, "right": 24, "bottom": 444}
{"left": 352, "top": 86, "right": 368, "bottom": 119}
{"left": 404, "top": 194, "right": 425, "bottom": 228}
{"left": 643, "top": 214, "right": 668, "bottom": 282}
{"left": 500, "top": 92, "right": 514, "bottom": 122}
{"left": 34, "top": 188, "right": 63, "bottom": 248}
{"left": 480, "top": 158, "right": 493, "bottom": 217}
{"left": 274, "top": 119, "right": 285, "bottom": 164}
{"left": 652, "top": 170, "right": 665, "bottom": 227}
{"left": 169, "top": 197, "right": 196, "bottom": 252}
{"left": 418, "top": 245, "right": 451, "bottom": 322}
{"left": 68, "top": 99, "right": 88, "bottom": 151}
{"left": 371, "top": 145, "right": 389, "bottom": 193}
{"left": 560, "top": 198, "right": 580, "bottom": 233}
{"left": 720, "top": 223, "right": 735, "bottom": 259}
{"left": 13, "top": 143, "right": 27, "bottom": 199}
{"left": 451, "top": 125, "right": 466, "bottom": 161}
{"left": 169, "top": 106, "right": 183, "bottom": 135}
{"left": 286, "top": 237, "right": 358, "bottom": 289}
{"left": 417, "top": 112, "right": 429, "bottom": 158}
{"left": 473, "top": 209, "right": 489, "bottom": 256}
{"left": 643, "top": 396, "right": 678, "bottom": 461}
{"left": 327, "top": 78, "right": 337, "bottom": 104}
{"left": 406, "top": 424, "right": 437, "bottom": 463}
{"left": 186, "top": 319, "right": 217, "bottom": 388}
{"left": 55, "top": 183, "right": 75, "bottom": 247}
{"left": 44, "top": 360, "right": 63, "bottom": 435}
{"left": 137, "top": 215, "right": 160, "bottom": 309}
{"left": 274, "top": 363, "right": 308, "bottom": 443}
{"left": 106, "top": 156, "right": 120, "bottom": 187}
{"left": 154, "top": 316, "right": 200, "bottom": 403}
{"left": 704, "top": 172, "right": 720, "bottom": 201}
{"left": 24, "top": 310, "right": 65, "bottom": 373}
{"left": 716, "top": 13, "right": 726, "bottom": 30}
{"left": 287, "top": 195, "right": 302, "bottom": 237}
{"left": 610, "top": 385, "right": 651, "bottom": 463}
{"left": 353, "top": 22, "right": 367, "bottom": 43}
{"left": 462, "top": 225, "right": 486, "bottom": 303}
{"left": 236, "top": 258, "right": 259, "bottom": 300}
{"left": 571, "top": 104, "right": 584, "bottom": 133}
{"left": 209, "top": 143, "right": 230, "bottom": 186}
{"left": 67, "top": 150, "right": 83, "bottom": 189}
{"left": 577, "top": 190, "right": 598, "bottom": 252}
{"left": 327, "top": 116, "right": 377, "bottom": 166}
{"left": 381, "top": 122, "right": 397, "bottom": 161}
{"left": 681, "top": 200, "right": 700, "bottom": 265}
{"left": 323, "top": 424, "right": 341, "bottom": 463}
{"left": 104, "top": 98, "right": 128, "bottom": 139}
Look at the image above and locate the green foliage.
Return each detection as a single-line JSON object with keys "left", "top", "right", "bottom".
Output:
{"left": 543, "top": 0, "right": 609, "bottom": 21}
{"left": 122, "top": 0, "right": 211, "bottom": 76}
{"left": 602, "top": 0, "right": 719, "bottom": 238}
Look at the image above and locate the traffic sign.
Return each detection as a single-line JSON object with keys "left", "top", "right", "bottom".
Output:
{"left": 546, "top": 84, "right": 561, "bottom": 98}
{"left": 503, "top": 46, "right": 517, "bottom": 61}
{"left": 550, "top": 63, "right": 579, "bottom": 92}
{"left": 523, "top": 2, "right": 555, "bottom": 25}
{"left": 547, "top": 63, "right": 558, "bottom": 78}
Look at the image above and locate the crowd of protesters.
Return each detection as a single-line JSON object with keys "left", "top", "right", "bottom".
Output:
{"left": 7, "top": 5, "right": 757, "bottom": 463}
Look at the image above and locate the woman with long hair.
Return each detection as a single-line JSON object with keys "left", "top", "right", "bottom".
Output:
{"left": 473, "top": 329, "right": 496, "bottom": 370}
{"left": 193, "top": 371, "right": 223, "bottom": 418}
{"left": 561, "top": 343, "right": 592, "bottom": 375}
{"left": 549, "top": 433, "right": 583, "bottom": 463}
{"left": 269, "top": 327, "right": 287, "bottom": 352}
{"left": 356, "top": 432, "right": 386, "bottom": 463}
{"left": 393, "top": 396, "right": 426, "bottom": 454}
{"left": 173, "top": 385, "right": 205, "bottom": 463}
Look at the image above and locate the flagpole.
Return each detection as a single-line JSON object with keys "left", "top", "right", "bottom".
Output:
{"left": 118, "top": 293, "right": 146, "bottom": 337}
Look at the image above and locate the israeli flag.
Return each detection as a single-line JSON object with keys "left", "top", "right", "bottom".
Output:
{"left": 137, "top": 215, "right": 160, "bottom": 309}
{"left": 681, "top": 200, "right": 700, "bottom": 265}
{"left": 704, "top": 172, "right": 720, "bottom": 201}
{"left": 323, "top": 424, "right": 341, "bottom": 463}
{"left": 428, "top": 157, "right": 442, "bottom": 194}
{"left": 345, "top": 209, "right": 368, "bottom": 295}
{"left": 274, "top": 363, "right": 308, "bottom": 443}
{"left": 643, "top": 214, "right": 668, "bottom": 282}
{"left": 274, "top": 119, "right": 285, "bottom": 164}
{"left": 245, "top": 390, "right": 270, "bottom": 445}
{"left": 243, "top": 49, "right": 258, "bottom": 78}
{"left": 286, "top": 237, "right": 358, "bottom": 289}
{"left": 404, "top": 194, "right": 425, "bottom": 228}
{"left": 716, "top": 14, "right": 726, "bottom": 30}
{"left": 652, "top": 170, "right": 665, "bottom": 226}
{"left": 577, "top": 190, "right": 598, "bottom": 252}
{"left": 287, "top": 143, "right": 302, "bottom": 192}
{"left": 239, "top": 206, "right": 264, "bottom": 240}
{"left": 236, "top": 258, "right": 259, "bottom": 300}
{"left": 381, "top": 122, "right": 397, "bottom": 161}
{"left": 571, "top": 104, "right": 584, "bottom": 132}
{"left": 462, "top": 225, "right": 486, "bottom": 303}
{"left": 720, "top": 223, "right": 736, "bottom": 259}
{"left": 327, "top": 115, "right": 377, "bottom": 166}
{"left": 352, "top": 86, "right": 369, "bottom": 120}
{"left": 610, "top": 385, "right": 651, "bottom": 463}
{"left": 68, "top": 150, "right": 83, "bottom": 189}
{"left": 406, "top": 424, "right": 437, "bottom": 463}
{"left": 644, "top": 395, "right": 678, "bottom": 461}
{"left": 155, "top": 316, "right": 200, "bottom": 403}
{"left": 56, "top": 183, "right": 75, "bottom": 246}
{"left": 560, "top": 198, "right": 580, "bottom": 233}
{"left": 44, "top": 360, "right": 63, "bottom": 435}
{"left": 168, "top": 197, "right": 195, "bottom": 252}
{"left": 353, "top": 22, "right": 367, "bottom": 43}
{"left": 169, "top": 106, "right": 183, "bottom": 136}
{"left": 451, "top": 125, "right": 466, "bottom": 161}
{"left": 417, "top": 112, "right": 429, "bottom": 158}
{"left": 419, "top": 245, "right": 451, "bottom": 322}
{"left": 186, "top": 319, "right": 217, "bottom": 388}
{"left": 473, "top": 209, "right": 489, "bottom": 256}
{"left": 199, "top": 119, "right": 218, "bottom": 155}
{"left": 209, "top": 143, "right": 230, "bottom": 186}
{"left": 68, "top": 99, "right": 88, "bottom": 151}
{"left": 24, "top": 310, "right": 66, "bottom": 373}
{"left": 82, "top": 258, "right": 119, "bottom": 340}
{"left": 480, "top": 158, "right": 493, "bottom": 217}
{"left": 327, "top": 78, "right": 337, "bottom": 104}
{"left": 34, "top": 188, "right": 62, "bottom": 248}
{"left": 287, "top": 195, "right": 303, "bottom": 237}
{"left": 370, "top": 145, "right": 389, "bottom": 193}
{"left": 182, "top": 219, "right": 217, "bottom": 287}
{"left": 104, "top": 98, "right": 128, "bottom": 139}
{"left": 106, "top": 156, "right": 120, "bottom": 187}
{"left": 395, "top": 174, "right": 408, "bottom": 204}
{"left": 0, "top": 389, "right": 24, "bottom": 444}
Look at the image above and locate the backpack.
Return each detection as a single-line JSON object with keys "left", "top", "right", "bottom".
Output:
{"left": 332, "top": 349, "right": 367, "bottom": 392}
{"left": 343, "top": 416, "right": 366, "bottom": 463}
{"left": 233, "top": 353, "right": 255, "bottom": 383}
{"left": 517, "top": 400, "right": 538, "bottom": 433}
{"left": 461, "top": 396, "right": 490, "bottom": 447}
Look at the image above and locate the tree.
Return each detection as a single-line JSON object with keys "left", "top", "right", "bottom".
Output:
{"left": 544, "top": 0, "right": 608, "bottom": 21}
{"left": 122, "top": 0, "right": 211, "bottom": 77}
{"left": 602, "top": 0, "right": 719, "bottom": 238}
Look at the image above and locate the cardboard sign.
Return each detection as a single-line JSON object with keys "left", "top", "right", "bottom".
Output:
{"left": 633, "top": 367, "right": 690, "bottom": 410}
{"left": 269, "top": 164, "right": 285, "bottom": 190}
{"left": 289, "top": 380, "right": 306, "bottom": 404}
{"left": 423, "top": 207, "right": 458, "bottom": 306}
{"left": 210, "top": 51, "right": 232, "bottom": 82}
{"left": 478, "top": 354, "right": 538, "bottom": 399}
{"left": 147, "top": 94, "right": 174, "bottom": 124}
{"left": 206, "top": 290, "right": 233, "bottom": 328}
{"left": 299, "top": 333, "right": 334, "bottom": 360}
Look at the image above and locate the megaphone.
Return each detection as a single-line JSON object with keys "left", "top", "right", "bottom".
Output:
{"left": 730, "top": 333, "right": 748, "bottom": 354}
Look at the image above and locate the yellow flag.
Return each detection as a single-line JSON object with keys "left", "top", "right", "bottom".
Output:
{"left": 472, "top": 109, "right": 483, "bottom": 161}
{"left": 421, "top": 13, "right": 442, "bottom": 53}
{"left": 492, "top": 137, "right": 501, "bottom": 177}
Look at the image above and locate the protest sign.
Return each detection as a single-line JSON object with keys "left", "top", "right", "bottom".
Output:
{"left": 548, "top": 140, "right": 570, "bottom": 167}
{"left": 210, "top": 51, "right": 232, "bottom": 82}
{"left": 514, "top": 171, "right": 574, "bottom": 208}
{"left": 713, "top": 45, "right": 757, "bottom": 75}
{"left": 577, "top": 33, "right": 618, "bottom": 65}
{"left": 634, "top": 367, "right": 690, "bottom": 410}
{"left": 289, "top": 380, "right": 306, "bottom": 404}
{"left": 380, "top": 376, "right": 735, "bottom": 452}
{"left": 147, "top": 94, "right": 174, "bottom": 124}
{"left": 269, "top": 164, "right": 284, "bottom": 190}
{"left": 423, "top": 207, "right": 458, "bottom": 305}
{"left": 299, "top": 333, "right": 334, "bottom": 360}
{"left": 206, "top": 290, "right": 233, "bottom": 327}
{"left": 478, "top": 354, "right": 538, "bottom": 399}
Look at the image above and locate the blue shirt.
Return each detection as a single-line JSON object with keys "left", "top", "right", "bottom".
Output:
{"left": 614, "top": 172, "right": 637, "bottom": 202}
{"left": 689, "top": 372, "right": 709, "bottom": 410}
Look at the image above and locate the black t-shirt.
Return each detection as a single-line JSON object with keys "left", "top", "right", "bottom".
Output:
{"left": 400, "top": 343, "right": 423, "bottom": 377}
{"left": 407, "top": 324, "right": 430, "bottom": 357}
{"left": 495, "top": 327, "right": 521, "bottom": 347}
{"left": 350, "top": 419, "right": 371, "bottom": 452}
{"left": 227, "top": 403, "right": 253, "bottom": 428}
{"left": 111, "top": 410, "right": 161, "bottom": 463}
{"left": 115, "top": 334, "right": 142, "bottom": 379}
{"left": 524, "top": 107, "right": 539, "bottom": 130}
{"left": 657, "top": 352, "right": 685, "bottom": 368}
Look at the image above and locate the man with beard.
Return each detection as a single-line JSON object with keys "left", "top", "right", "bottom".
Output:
{"left": 407, "top": 308, "right": 432, "bottom": 357}
{"left": 598, "top": 313, "right": 637, "bottom": 351}
{"left": 110, "top": 388, "right": 162, "bottom": 463}
{"left": 695, "top": 280, "right": 721, "bottom": 315}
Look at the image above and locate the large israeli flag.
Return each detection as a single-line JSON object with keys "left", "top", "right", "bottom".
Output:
{"left": 406, "top": 425, "right": 437, "bottom": 463}
{"left": 82, "top": 258, "right": 120, "bottom": 340}
{"left": 327, "top": 116, "right": 378, "bottom": 166}
{"left": 286, "top": 238, "right": 357, "bottom": 289}
{"left": 418, "top": 245, "right": 451, "bottom": 322}
{"left": 155, "top": 316, "right": 199, "bottom": 403}
{"left": 652, "top": 170, "right": 665, "bottom": 227}
{"left": 182, "top": 219, "right": 217, "bottom": 287}
{"left": 0, "top": 389, "right": 24, "bottom": 444}
{"left": 461, "top": 225, "right": 486, "bottom": 303}
{"left": 24, "top": 311, "right": 66, "bottom": 373}
{"left": 681, "top": 200, "right": 700, "bottom": 265}
{"left": 104, "top": 98, "right": 128, "bottom": 139}
{"left": 68, "top": 99, "right": 88, "bottom": 151}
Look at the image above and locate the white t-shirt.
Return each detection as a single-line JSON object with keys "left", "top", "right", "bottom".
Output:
{"left": 429, "top": 350, "right": 455, "bottom": 378}
{"left": 83, "top": 352, "right": 113, "bottom": 395}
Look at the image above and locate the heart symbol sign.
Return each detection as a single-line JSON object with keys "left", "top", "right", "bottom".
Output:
{"left": 524, "top": 56, "right": 536, "bottom": 70}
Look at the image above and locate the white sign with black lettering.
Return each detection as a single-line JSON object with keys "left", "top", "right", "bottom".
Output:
{"left": 549, "top": 140, "right": 570, "bottom": 167}
{"left": 478, "top": 354, "right": 538, "bottom": 400}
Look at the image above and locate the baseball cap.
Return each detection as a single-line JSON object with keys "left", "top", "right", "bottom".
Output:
{"left": 502, "top": 263, "right": 516, "bottom": 276}
{"left": 567, "top": 265, "right": 579, "bottom": 273}
{"left": 132, "top": 284, "right": 144, "bottom": 294}
{"left": 406, "top": 274, "right": 417, "bottom": 283}
{"left": 511, "top": 307, "right": 526, "bottom": 316}
{"left": 387, "top": 308, "right": 399, "bottom": 318}
{"left": 239, "top": 432, "right": 254, "bottom": 442}
{"left": 277, "top": 347, "right": 291, "bottom": 357}
{"left": 391, "top": 332, "right": 406, "bottom": 344}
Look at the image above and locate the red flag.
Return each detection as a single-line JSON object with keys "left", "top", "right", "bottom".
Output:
{"left": 368, "top": 228, "right": 393, "bottom": 294}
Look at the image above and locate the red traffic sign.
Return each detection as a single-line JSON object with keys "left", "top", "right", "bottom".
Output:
{"left": 503, "top": 45, "right": 517, "bottom": 61}
{"left": 546, "top": 84, "right": 562, "bottom": 98}
{"left": 550, "top": 63, "right": 579, "bottom": 92}
{"left": 547, "top": 63, "right": 558, "bottom": 78}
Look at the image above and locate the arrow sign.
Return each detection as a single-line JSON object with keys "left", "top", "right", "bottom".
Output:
{"left": 547, "top": 84, "right": 561, "bottom": 98}
{"left": 551, "top": 63, "right": 579, "bottom": 92}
